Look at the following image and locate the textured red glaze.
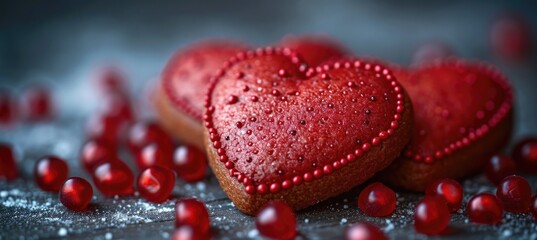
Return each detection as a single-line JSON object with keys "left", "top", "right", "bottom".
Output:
{"left": 256, "top": 201, "right": 297, "bottom": 240}
{"left": 279, "top": 35, "right": 348, "bottom": 66}
{"left": 204, "top": 47, "right": 405, "bottom": 194}
{"left": 496, "top": 175, "right": 532, "bottom": 213}
{"left": 345, "top": 222, "right": 387, "bottom": 240}
{"left": 175, "top": 198, "right": 210, "bottom": 235}
{"left": 414, "top": 196, "right": 450, "bottom": 235}
{"left": 0, "top": 143, "right": 18, "bottom": 181}
{"left": 20, "top": 86, "right": 53, "bottom": 120}
{"left": 80, "top": 139, "right": 116, "bottom": 172}
{"left": 396, "top": 60, "right": 513, "bottom": 163}
{"left": 485, "top": 154, "right": 517, "bottom": 184}
{"left": 173, "top": 145, "right": 207, "bottom": 182}
{"left": 162, "top": 41, "right": 248, "bottom": 121}
{"left": 425, "top": 178, "right": 463, "bottom": 213}
{"left": 137, "top": 166, "right": 175, "bottom": 203}
{"left": 467, "top": 193, "right": 504, "bottom": 224}
{"left": 358, "top": 182, "right": 397, "bottom": 217}
{"left": 512, "top": 137, "right": 537, "bottom": 173}
{"left": 34, "top": 156, "right": 69, "bottom": 192}
{"left": 92, "top": 160, "right": 134, "bottom": 197}
{"left": 59, "top": 177, "right": 93, "bottom": 211}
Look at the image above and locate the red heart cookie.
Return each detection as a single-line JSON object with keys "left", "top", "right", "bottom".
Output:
{"left": 279, "top": 35, "right": 348, "bottom": 67}
{"left": 203, "top": 47, "right": 413, "bottom": 215}
{"left": 154, "top": 41, "right": 248, "bottom": 150}
{"left": 381, "top": 59, "right": 514, "bottom": 191}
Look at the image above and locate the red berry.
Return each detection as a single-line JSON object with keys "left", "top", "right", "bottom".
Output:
{"left": 137, "top": 166, "right": 175, "bottom": 203}
{"left": 425, "top": 178, "right": 463, "bottom": 213}
{"left": 467, "top": 193, "right": 503, "bottom": 224}
{"left": 171, "top": 225, "right": 209, "bottom": 240}
{"left": 20, "top": 86, "right": 53, "bottom": 120}
{"left": 485, "top": 154, "right": 517, "bottom": 184}
{"left": 491, "top": 14, "right": 532, "bottom": 60}
{"left": 59, "top": 177, "right": 93, "bottom": 211}
{"left": 135, "top": 143, "right": 173, "bottom": 170}
{"left": 101, "top": 94, "right": 134, "bottom": 124}
{"left": 414, "top": 196, "right": 450, "bottom": 235}
{"left": 358, "top": 182, "right": 397, "bottom": 217}
{"left": 127, "top": 121, "right": 173, "bottom": 153}
{"left": 95, "top": 66, "right": 126, "bottom": 95}
{"left": 412, "top": 41, "right": 454, "bottom": 65}
{"left": 86, "top": 113, "right": 125, "bottom": 146}
{"left": 175, "top": 198, "right": 210, "bottom": 235}
{"left": 173, "top": 145, "right": 207, "bottom": 182}
{"left": 0, "top": 143, "right": 18, "bottom": 181}
{"left": 512, "top": 137, "right": 537, "bottom": 173}
{"left": 92, "top": 160, "right": 134, "bottom": 197}
{"left": 256, "top": 201, "right": 297, "bottom": 240}
{"left": 34, "top": 156, "right": 69, "bottom": 192}
{"left": 345, "top": 222, "right": 387, "bottom": 240}
{"left": 531, "top": 195, "right": 537, "bottom": 221}
{"left": 80, "top": 139, "right": 116, "bottom": 172}
{"left": 0, "top": 92, "right": 14, "bottom": 124}
{"left": 496, "top": 175, "right": 532, "bottom": 213}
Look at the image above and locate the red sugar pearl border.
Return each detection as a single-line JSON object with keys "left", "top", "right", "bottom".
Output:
{"left": 203, "top": 47, "right": 405, "bottom": 195}
{"left": 403, "top": 59, "right": 514, "bottom": 164}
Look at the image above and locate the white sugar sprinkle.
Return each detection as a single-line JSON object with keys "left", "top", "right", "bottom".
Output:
{"left": 58, "top": 228, "right": 67, "bottom": 236}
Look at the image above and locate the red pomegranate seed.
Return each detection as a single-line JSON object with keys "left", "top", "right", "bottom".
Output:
{"left": 171, "top": 225, "right": 209, "bottom": 240}
{"left": 20, "top": 86, "right": 53, "bottom": 121}
{"left": 485, "top": 154, "right": 517, "bottom": 184}
{"left": 137, "top": 166, "right": 175, "bottom": 203}
{"left": 101, "top": 94, "right": 134, "bottom": 124}
{"left": 345, "top": 222, "right": 387, "bottom": 240}
{"left": 80, "top": 139, "right": 116, "bottom": 172}
{"left": 496, "top": 175, "right": 532, "bottom": 213}
{"left": 135, "top": 143, "right": 173, "bottom": 170}
{"left": 175, "top": 198, "right": 210, "bottom": 235}
{"left": 358, "top": 182, "right": 397, "bottom": 217}
{"left": 34, "top": 156, "right": 69, "bottom": 192}
{"left": 92, "top": 160, "right": 134, "bottom": 197}
{"left": 86, "top": 113, "right": 125, "bottom": 146}
{"left": 59, "top": 177, "right": 93, "bottom": 211}
{"left": 0, "top": 143, "right": 18, "bottom": 181}
{"left": 95, "top": 66, "right": 126, "bottom": 95}
{"left": 173, "top": 145, "right": 207, "bottom": 182}
{"left": 0, "top": 92, "right": 14, "bottom": 124}
{"left": 467, "top": 193, "right": 504, "bottom": 224}
{"left": 412, "top": 41, "right": 454, "bottom": 65}
{"left": 256, "top": 201, "right": 297, "bottom": 240}
{"left": 414, "top": 196, "right": 450, "bottom": 235}
{"left": 425, "top": 178, "right": 463, "bottom": 213}
{"left": 127, "top": 121, "right": 173, "bottom": 154}
{"left": 512, "top": 137, "right": 537, "bottom": 173}
{"left": 531, "top": 195, "right": 537, "bottom": 221}
{"left": 491, "top": 14, "right": 532, "bottom": 60}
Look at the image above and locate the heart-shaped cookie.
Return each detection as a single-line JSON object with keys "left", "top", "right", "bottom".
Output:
{"left": 203, "top": 47, "right": 413, "bottom": 215}
{"left": 279, "top": 35, "right": 348, "bottom": 67}
{"left": 381, "top": 59, "right": 514, "bottom": 191}
{"left": 154, "top": 41, "right": 248, "bottom": 150}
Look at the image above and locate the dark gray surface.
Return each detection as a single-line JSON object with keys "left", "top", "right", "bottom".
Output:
{"left": 1, "top": 1, "right": 537, "bottom": 239}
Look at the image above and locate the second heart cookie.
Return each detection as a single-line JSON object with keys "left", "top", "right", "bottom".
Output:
{"left": 203, "top": 47, "right": 413, "bottom": 215}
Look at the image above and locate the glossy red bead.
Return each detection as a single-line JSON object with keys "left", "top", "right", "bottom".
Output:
{"left": 135, "top": 142, "right": 173, "bottom": 170}
{"left": 358, "top": 182, "right": 397, "bottom": 217}
{"left": 137, "top": 166, "right": 175, "bottom": 203}
{"left": 425, "top": 178, "right": 463, "bottom": 213}
{"left": 59, "top": 177, "right": 93, "bottom": 211}
{"left": 175, "top": 198, "right": 210, "bottom": 234}
{"left": 531, "top": 195, "right": 537, "bottom": 221}
{"left": 0, "top": 92, "right": 14, "bottom": 124}
{"left": 92, "top": 160, "right": 134, "bottom": 197}
{"left": 345, "top": 222, "right": 387, "bottom": 240}
{"left": 0, "top": 143, "right": 18, "bottom": 181}
{"left": 485, "top": 154, "right": 517, "bottom": 184}
{"left": 467, "top": 193, "right": 504, "bottom": 224}
{"left": 496, "top": 175, "right": 532, "bottom": 213}
{"left": 491, "top": 15, "right": 532, "bottom": 60}
{"left": 512, "top": 137, "right": 537, "bottom": 173}
{"left": 171, "top": 225, "right": 209, "bottom": 240}
{"left": 256, "top": 201, "right": 297, "bottom": 240}
{"left": 80, "top": 139, "right": 116, "bottom": 172}
{"left": 95, "top": 66, "right": 126, "bottom": 94}
{"left": 173, "top": 145, "right": 207, "bottom": 182}
{"left": 414, "top": 196, "right": 450, "bottom": 235}
{"left": 85, "top": 113, "right": 125, "bottom": 146}
{"left": 101, "top": 94, "right": 134, "bottom": 124}
{"left": 127, "top": 121, "right": 173, "bottom": 153}
{"left": 34, "top": 156, "right": 69, "bottom": 192}
{"left": 20, "top": 86, "right": 53, "bottom": 120}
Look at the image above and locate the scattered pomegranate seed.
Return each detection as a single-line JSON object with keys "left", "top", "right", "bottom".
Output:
{"left": 0, "top": 92, "right": 14, "bottom": 124}
{"left": 0, "top": 143, "right": 18, "bottom": 181}
{"left": 20, "top": 86, "right": 53, "bottom": 121}
{"left": 175, "top": 198, "right": 210, "bottom": 235}
{"left": 345, "top": 222, "right": 387, "bottom": 240}
{"left": 531, "top": 195, "right": 537, "bottom": 221}
{"left": 425, "top": 178, "right": 463, "bottom": 213}
{"left": 137, "top": 166, "right": 175, "bottom": 203}
{"left": 59, "top": 177, "right": 93, "bottom": 211}
{"left": 414, "top": 196, "right": 450, "bottom": 235}
{"left": 135, "top": 143, "right": 173, "bottom": 170}
{"left": 95, "top": 66, "right": 126, "bottom": 95}
{"left": 491, "top": 14, "right": 532, "bottom": 60}
{"left": 412, "top": 41, "right": 454, "bottom": 65}
{"left": 512, "top": 137, "right": 537, "bottom": 173}
{"left": 358, "top": 182, "right": 396, "bottom": 217}
{"left": 80, "top": 139, "right": 116, "bottom": 172}
{"left": 171, "top": 225, "right": 209, "bottom": 240}
{"left": 173, "top": 145, "right": 207, "bottom": 182}
{"left": 496, "top": 175, "right": 532, "bottom": 213}
{"left": 485, "top": 154, "right": 517, "bottom": 184}
{"left": 34, "top": 156, "right": 69, "bottom": 192}
{"left": 101, "top": 94, "right": 134, "bottom": 124}
{"left": 467, "top": 193, "right": 504, "bottom": 224}
{"left": 127, "top": 121, "right": 174, "bottom": 154}
{"left": 256, "top": 201, "right": 297, "bottom": 240}
{"left": 86, "top": 113, "right": 125, "bottom": 147}
{"left": 92, "top": 160, "right": 134, "bottom": 197}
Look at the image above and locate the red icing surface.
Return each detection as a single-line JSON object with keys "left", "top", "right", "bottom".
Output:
{"left": 279, "top": 35, "right": 348, "bottom": 67}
